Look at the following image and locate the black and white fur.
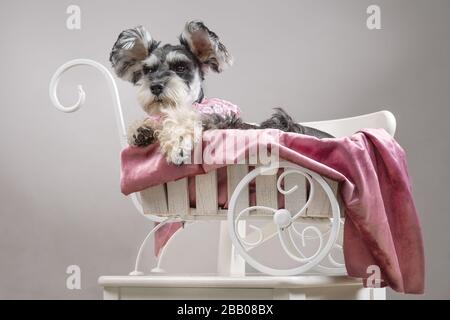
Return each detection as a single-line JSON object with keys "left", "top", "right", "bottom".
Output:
{"left": 110, "top": 21, "right": 332, "bottom": 164}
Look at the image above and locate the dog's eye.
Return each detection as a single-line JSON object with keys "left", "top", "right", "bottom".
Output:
{"left": 174, "top": 64, "right": 187, "bottom": 73}
{"left": 143, "top": 65, "right": 157, "bottom": 74}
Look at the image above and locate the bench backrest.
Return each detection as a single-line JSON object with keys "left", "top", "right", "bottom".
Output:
{"left": 302, "top": 110, "right": 396, "bottom": 138}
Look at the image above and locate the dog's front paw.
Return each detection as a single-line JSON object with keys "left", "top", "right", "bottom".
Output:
{"left": 157, "top": 106, "right": 202, "bottom": 164}
{"left": 133, "top": 126, "right": 156, "bottom": 147}
{"left": 128, "top": 123, "right": 156, "bottom": 147}
{"left": 166, "top": 135, "right": 194, "bottom": 165}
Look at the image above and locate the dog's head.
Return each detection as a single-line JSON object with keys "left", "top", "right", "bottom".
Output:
{"left": 110, "top": 21, "right": 233, "bottom": 115}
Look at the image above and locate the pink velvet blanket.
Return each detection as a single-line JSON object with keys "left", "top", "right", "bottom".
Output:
{"left": 120, "top": 128, "right": 425, "bottom": 294}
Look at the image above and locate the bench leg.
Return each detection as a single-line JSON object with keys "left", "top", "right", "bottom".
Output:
{"left": 217, "top": 220, "right": 246, "bottom": 276}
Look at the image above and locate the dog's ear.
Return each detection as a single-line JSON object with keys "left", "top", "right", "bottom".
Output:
{"left": 110, "top": 26, "right": 159, "bottom": 84}
{"left": 179, "top": 21, "right": 233, "bottom": 73}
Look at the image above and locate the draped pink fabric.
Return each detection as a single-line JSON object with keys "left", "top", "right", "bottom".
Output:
{"left": 120, "top": 128, "right": 424, "bottom": 294}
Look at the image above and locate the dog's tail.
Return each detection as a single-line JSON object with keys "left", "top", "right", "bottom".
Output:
{"left": 260, "top": 108, "right": 334, "bottom": 138}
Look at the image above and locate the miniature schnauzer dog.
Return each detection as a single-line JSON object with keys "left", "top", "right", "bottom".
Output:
{"left": 110, "top": 21, "right": 332, "bottom": 164}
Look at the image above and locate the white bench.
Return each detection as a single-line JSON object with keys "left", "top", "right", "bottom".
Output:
{"left": 134, "top": 110, "right": 396, "bottom": 278}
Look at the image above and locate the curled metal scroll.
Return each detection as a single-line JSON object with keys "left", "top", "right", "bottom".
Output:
{"left": 49, "top": 59, "right": 168, "bottom": 223}
{"left": 228, "top": 161, "right": 344, "bottom": 276}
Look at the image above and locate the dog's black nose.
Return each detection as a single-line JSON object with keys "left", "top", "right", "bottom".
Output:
{"left": 150, "top": 84, "right": 164, "bottom": 96}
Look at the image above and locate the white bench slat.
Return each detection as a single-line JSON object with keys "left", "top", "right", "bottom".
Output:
{"left": 167, "top": 178, "right": 190, "bottom": 216}
{"left": 306, "top": 178, "right": 339, "bottom": 217}
{"left": 284, "top": 172, "right": 307, "bottom": 217}
{"left": 140, "top": 185, "right": 168, "bottom": 215}
{"left": 255, "top": 169, "right": 278, "bottom": 215}
{"left": 227, "top": 165, "right": 249, "bottom": 215}
{"left": 195, "top": 170, "right": 218, "bottom": 215}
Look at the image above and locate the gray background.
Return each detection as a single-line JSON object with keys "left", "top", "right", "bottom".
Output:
{"left": 0, "top": 0, "right": 449, "bottom": 299}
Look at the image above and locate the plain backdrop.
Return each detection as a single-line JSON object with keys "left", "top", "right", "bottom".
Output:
{"left": 0, "top": 0, "right": 449, "bottom": 299}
